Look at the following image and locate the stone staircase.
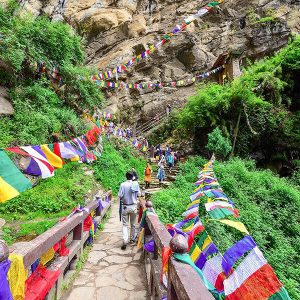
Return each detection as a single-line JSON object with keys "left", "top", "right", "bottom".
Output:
{"left": 143, "top": 160, "right": 181, "bottom": 197}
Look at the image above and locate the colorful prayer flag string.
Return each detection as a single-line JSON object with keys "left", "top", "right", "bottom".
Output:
{"left": 91, "top": 1, "right": 224, "bottom": 81}
{"left": 94, "top": 66, "right": 224, "bottom": 90}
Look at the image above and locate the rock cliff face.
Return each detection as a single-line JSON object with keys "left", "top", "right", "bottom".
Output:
{"left": 17, "top": 0, "right": 300, "bottom": 126}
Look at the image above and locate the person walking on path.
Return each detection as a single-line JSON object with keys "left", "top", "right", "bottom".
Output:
{"left": 132, "top": 167, "right": 138, "bottom": 181}
{"left": 144, "top": 162, "right": 152, "bottom": 189}
{"left": 118, "top": 171, "right": 141, "bottom": 250}
{"left": 157, "top": 164, "right": 166, "bottom": 186}
{"left": 158, "top": 152, "right": 166, "bottom": 166}
{"left": 167, "top": 152, "right": 175, "bottom": 172}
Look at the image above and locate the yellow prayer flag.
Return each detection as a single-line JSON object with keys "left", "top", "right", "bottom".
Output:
{"left": 8, "top": 254, "right": 28, "bottom": 300}
{"left": 218, "top": 219, "right": 249, "bottom": 234}
{"left": 0, "top": 177, "right": 20, "bottom": 203}
{"left": 40, "top": 247, "right": 55, "bottom": 265}
{"left": 202, "top": 235, "right": 213, "bottom": 250}
{"left": 190, "top": 244, "right": 201, "bottom": 262}
{"left": 41, "top": 144, "right": 63, "bottom": 169}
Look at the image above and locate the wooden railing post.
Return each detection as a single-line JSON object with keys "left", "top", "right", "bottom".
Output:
{"left": 73, "top": 222, "right": 83, "bottom": 241}
{"left": 0, "top": 240, "right": 9, "bottom": 262}
{"left": 168, "top": 234, "right": 189, "bottom": 300}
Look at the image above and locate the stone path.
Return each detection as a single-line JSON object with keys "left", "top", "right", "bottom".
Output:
{"left": 63, "top": 201, "right": 149, "bottom": 300}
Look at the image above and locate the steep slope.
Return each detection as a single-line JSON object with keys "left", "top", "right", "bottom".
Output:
{"left": 16, "top": 0, "right": 300, "bottom": 127}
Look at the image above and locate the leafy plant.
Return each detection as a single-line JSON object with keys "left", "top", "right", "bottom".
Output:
{"left": 206, "top": 127, "right": 232, "bottom": 160}
{"left": 92, "top": 139, "right": 147, "bottom": 194}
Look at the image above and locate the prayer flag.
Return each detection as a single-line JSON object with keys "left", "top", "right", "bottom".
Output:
{"left": 224, "top": 247, "right": 290, "bottom": 300}
{"left": 202, "top": 254, "right": 227, "bottom": 292}
{"left": 217, "top": 219, "right": 249, "bottom": 234}
{"left": 222, "top": 235, "right": 256, "bottom": 275}
{"left": 0, "top": 150, "right": 32, "bottom": 202}
{"left": 40, "top": 145, "right": 63, "bottom": 169}
{"left": 21, "top": 146, "right": 54, "bottom": 178}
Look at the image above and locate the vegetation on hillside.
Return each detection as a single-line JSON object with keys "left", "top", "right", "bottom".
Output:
{"left": 0, "top": 140, "right": 147, "bottom": 244}
{"left": 92, "top": 138, "right": 147, "bottom": 194}
{"left": 152, "top": 36, "right": 300, "bottom": 175}
{"left": 0, "top": 1, "right": 103, "bottom": 148}
{"left": 152, "top": 157, "right": 300, "bottom": 298}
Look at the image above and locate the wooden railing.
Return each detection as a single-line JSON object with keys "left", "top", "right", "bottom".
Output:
{"left": 142, "top": 201, "right": 214, "bottom": 300}
{"left": 1, "top": 190, "right": 112, "bottom": 300}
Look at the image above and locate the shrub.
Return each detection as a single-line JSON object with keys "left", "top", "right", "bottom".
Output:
{"left": 92, "top": 139, "right": 147, "bottom": 194}
{"left": 206, "top": 127, "right": 232, "bottom": 159}
{"left": 153, "top": 156, "right": 300, "bottom": 298}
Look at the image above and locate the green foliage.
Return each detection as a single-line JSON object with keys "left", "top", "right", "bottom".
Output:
{"left": 0, "top": 81, "right": 90, "bottom": 147}
{"left": 206, "top": 127, "right": 232, "bottom": 159}
{"left": 153, "top": 157, "right": 300, "bottom": 298}
{"left": 92, "top": 139, "right": 147, "bottom": 194}
{"left": 18, "top": 220, "right": 57, "bottom": 236}
{"left": 0, "top": 163, "right": 97, "bottom": 221}
{"left": 255, "top": 16, "right": 276, "bottom": 24}
{"left": 152, "top": 156, "right": 206, "bottom": 224}
{"left": 174, "top": 36, "right": 300, "bottom": 167}
{"left": 0, "top": 2, "right": 104, "bottom": 147}
{"left": 0, "top": 4, "right": 83, "bottom": 72}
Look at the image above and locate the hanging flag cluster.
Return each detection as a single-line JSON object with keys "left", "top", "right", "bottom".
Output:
{"left": 0, "top": 190, "right": 112, "bottom": 300}
{"left": 0, "top": 126, "right": 102, "bottom": 203}
{"left": 90, "top": 1, "right": 224, "bottom": 81}
{"left": 93, "top": 66, "right": 223, "bottom": 90}
{"left": 166, "top": 156, "right": 292, "bottom": 299}
{"left": 0, "top": 116, "right": 149, "bottom": 203}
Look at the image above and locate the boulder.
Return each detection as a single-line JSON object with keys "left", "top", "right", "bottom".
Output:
{"left": 74, "top": 8, "right": 132, "bottom": 37}
{"left": 126, "top": 14, "right": 147, "bottom": 38}
{"left": 0, "top": 87, "right": 14, "bottom": 115}
{"left": 21, "top": 0, "right": 42, "bottom": 16}
{"left": 64, "top": 0, "right": 97, "bottom": 18}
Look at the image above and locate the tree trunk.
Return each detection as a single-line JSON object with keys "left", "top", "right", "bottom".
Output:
{"left": 230, "top": 109, "right": 242, "bottom": 158}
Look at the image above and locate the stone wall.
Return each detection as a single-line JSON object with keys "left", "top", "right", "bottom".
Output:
{"left": 11, "top": 0, "right": 300, "bottom": 126}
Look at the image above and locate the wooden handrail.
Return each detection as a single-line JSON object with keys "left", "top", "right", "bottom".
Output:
{"left": 10, "top": 190, "right": 112, "bottom": 268}
{"left": 143, "top": 201, "right": 214, "bottom": 300}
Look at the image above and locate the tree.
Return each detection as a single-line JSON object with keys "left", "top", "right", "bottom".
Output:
{"left": 206, "top": 127, "right": 232, "bottom": 160}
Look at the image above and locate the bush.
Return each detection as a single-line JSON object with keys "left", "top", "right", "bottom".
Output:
{"left": 153, "top": 157, "right": 300, "bottom": 298}
{"left": 0, "top": 2, "right": 104, "bottom": 147}
{"left": 0, "top": 163, "right": 97, "bottom": 220}
{"left": 92, "top": 139, "right": 147, "bottom": 194}
{"left": 206, "top": 127, "right": 232, "bottom": 159}
{"left": 173, "top": 36, "right": 300, "bottom": 168}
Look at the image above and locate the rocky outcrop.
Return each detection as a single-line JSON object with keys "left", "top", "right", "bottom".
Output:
{"left": 8, "top": 0, "right": 300, "bottom": 126}
{"left": 0, "top": 87, "right": 14, "bottom": 115}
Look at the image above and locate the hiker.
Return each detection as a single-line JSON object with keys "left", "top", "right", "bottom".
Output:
{"left": 167, "top": 152, "right": 174, "bottom": 172}
{"left": 144, "top": 162, "right": 152, "bottom": 189}
{"left": 175, "top": 151, "right": 181, "bottom": 164}
{"left": 158, "top": 152, "right": 166, "bottom": 166}
{"left": 155, "top": 144, "right": 162, "bottom": 159}
{"left": 166, "top": 145, "right": 171, "bottom": 157}
{"left": 157, "top": 164, "right": 166, "bottom": 186}
{"left": 132, "top": 167, "right": 138, "bottom": 181}
{"left": 118, "top": 171, "right": 141, "bottom": 250}
{"left": 166, "top": 104, "right": 172, "bottom": 116}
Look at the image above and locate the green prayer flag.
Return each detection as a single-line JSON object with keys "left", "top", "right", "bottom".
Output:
{"left": 173, "top": 253, "right": 224, "bottom": 300}
{"left": 0, "top": 150, "right": 32, "bottom": 193}
{"left": 207, "top": 208, "right": 235, "bottom": 219}
{"left": 207, "top": 2, "right": 221, "bottom": 7}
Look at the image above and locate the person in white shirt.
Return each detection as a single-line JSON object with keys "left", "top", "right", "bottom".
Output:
{"left": 118, "top": 171, "right": 141, "bottom": 250}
